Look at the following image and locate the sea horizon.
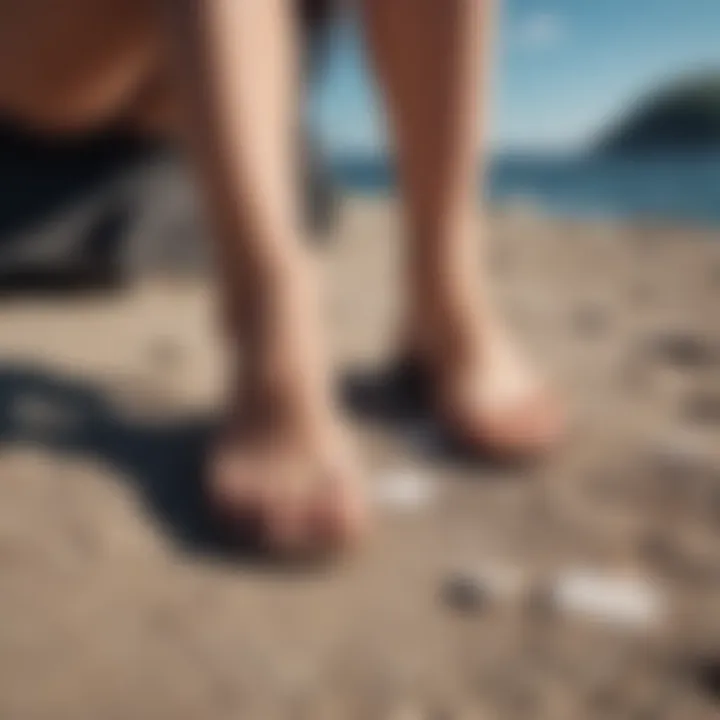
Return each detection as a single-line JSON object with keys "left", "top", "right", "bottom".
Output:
{"left": 328, "top": 149, "right": 720, "bottom": 228}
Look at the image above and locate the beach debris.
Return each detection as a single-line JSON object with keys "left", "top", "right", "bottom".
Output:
{"left": 550, "top": 570, "right": 664, "bottom": 631}
{"left": 442, "top": 572, "right": 491, "bottom": 613}
{"left": 373, "top": 468, "right": 437, "bottom": 511}
{"left": 648, "top": 331, "right": 718, "bottom": 370}
{"left": 441, "top": 560, "right": 667, "bottom": 632}
{"left": 442, "top": 563, "right": 526, "bottom": 614}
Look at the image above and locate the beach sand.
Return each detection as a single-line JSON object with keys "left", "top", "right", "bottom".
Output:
{"left": 0, "top": 197, "right": 719, "bottom": 718}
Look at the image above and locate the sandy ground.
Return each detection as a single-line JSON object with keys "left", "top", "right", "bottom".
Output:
{"left": 0, "top": 197, "right": 719, "bottom": 719}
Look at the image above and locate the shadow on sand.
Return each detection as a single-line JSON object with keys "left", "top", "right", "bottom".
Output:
{"left": 0, "top": 362, "right": 453, "bottom": 568}
{"left": 0, "top": 360, "right": 506, "bottom": 564}
{"left": 0, "top": 362, "right": 248, "bottom": 559}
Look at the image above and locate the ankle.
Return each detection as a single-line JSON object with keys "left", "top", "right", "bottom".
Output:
{"left": 221, "top": 260, "right": 340, "bottom": 437}
{"left": 241, "top": 345, "right": 334, "bottom": 423}
{"left": 403, "top": 299, "right": 489, "bottom": 372}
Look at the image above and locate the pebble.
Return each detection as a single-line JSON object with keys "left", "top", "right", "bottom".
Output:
{"left": 649, "top": 332, "right": 718, "bottom": 370}
{"left": 442, "top": 562, "right": 667, "bottom": 633}
{"left": 442, "top": 573, "right": 491, "bottom": 613}
{"left": 373, "top": 469, "right": 438, "bottom": 512}
{"left": 442, "top": 564, "right": 526, "bottom": 614}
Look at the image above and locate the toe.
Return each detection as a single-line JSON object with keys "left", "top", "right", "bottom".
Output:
{"left": 308, "top": 467, "right": 367, "bottom": 552}
{"left": 265, "top": 462, "right": 315, "bottom": 555}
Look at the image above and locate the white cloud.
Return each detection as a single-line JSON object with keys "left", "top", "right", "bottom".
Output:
{"left": 515, "top": 12, "right": 567, "bottom": 51}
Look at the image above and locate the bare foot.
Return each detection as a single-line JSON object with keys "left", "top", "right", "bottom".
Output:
{"left": 205, "top": 248, "right": 369, "bottom": 559}
{"left": 405, "top": 315, "right": 565, "bottom": 461}
{"left": 208, "top": 407, "right": 366, "bottom": 558}
{"left": 205, "top": 298, "right": 369, "bottom": 563}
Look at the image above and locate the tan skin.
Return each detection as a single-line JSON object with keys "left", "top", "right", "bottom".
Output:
{"left": 0, "top": 0, "right": 563, "bottom": 558}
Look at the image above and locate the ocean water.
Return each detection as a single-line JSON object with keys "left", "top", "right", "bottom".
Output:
{"left": 332, "top": 152, "right": 720, "bottom": 227}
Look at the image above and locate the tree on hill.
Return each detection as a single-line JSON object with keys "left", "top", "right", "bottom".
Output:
{"left": 599, "top": 72, "right": 720, "bottom": 154}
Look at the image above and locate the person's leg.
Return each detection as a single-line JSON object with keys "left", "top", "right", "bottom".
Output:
{"left": 361, "top": 0, "right": 563, "bottom": 457}
{"left": 0, "top": 0, "right": 362, "bottom": 556}
{"left": 167, "top": 0, "right": 365, "bottom": 554}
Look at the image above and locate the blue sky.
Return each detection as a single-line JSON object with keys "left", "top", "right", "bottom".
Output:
{"left": 311, "top": 0, "right": 720, "bottom": 154}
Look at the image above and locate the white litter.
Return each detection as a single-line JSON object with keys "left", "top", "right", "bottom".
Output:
{"left": 439, "top": 554, "right": 667, "bottom": 630}
{"left": 373, "top": 468, "right": 438, "bottom": 511}
{"left": 551, "top": 569, "right": 664, "bottom": 630}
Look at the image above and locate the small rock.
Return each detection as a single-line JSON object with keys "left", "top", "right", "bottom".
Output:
{"left": 442, "top": 573, "right": 491, "bottom": 613}
{"left": 648, "top": 332, "right": 718, "bottom": 370}
{"left": 442, "top": 564, "right": 525, "bottom": 614}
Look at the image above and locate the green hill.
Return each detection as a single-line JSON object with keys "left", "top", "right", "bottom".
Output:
{"left": 599, "top": 72, "right": 720, "bottom": 154}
